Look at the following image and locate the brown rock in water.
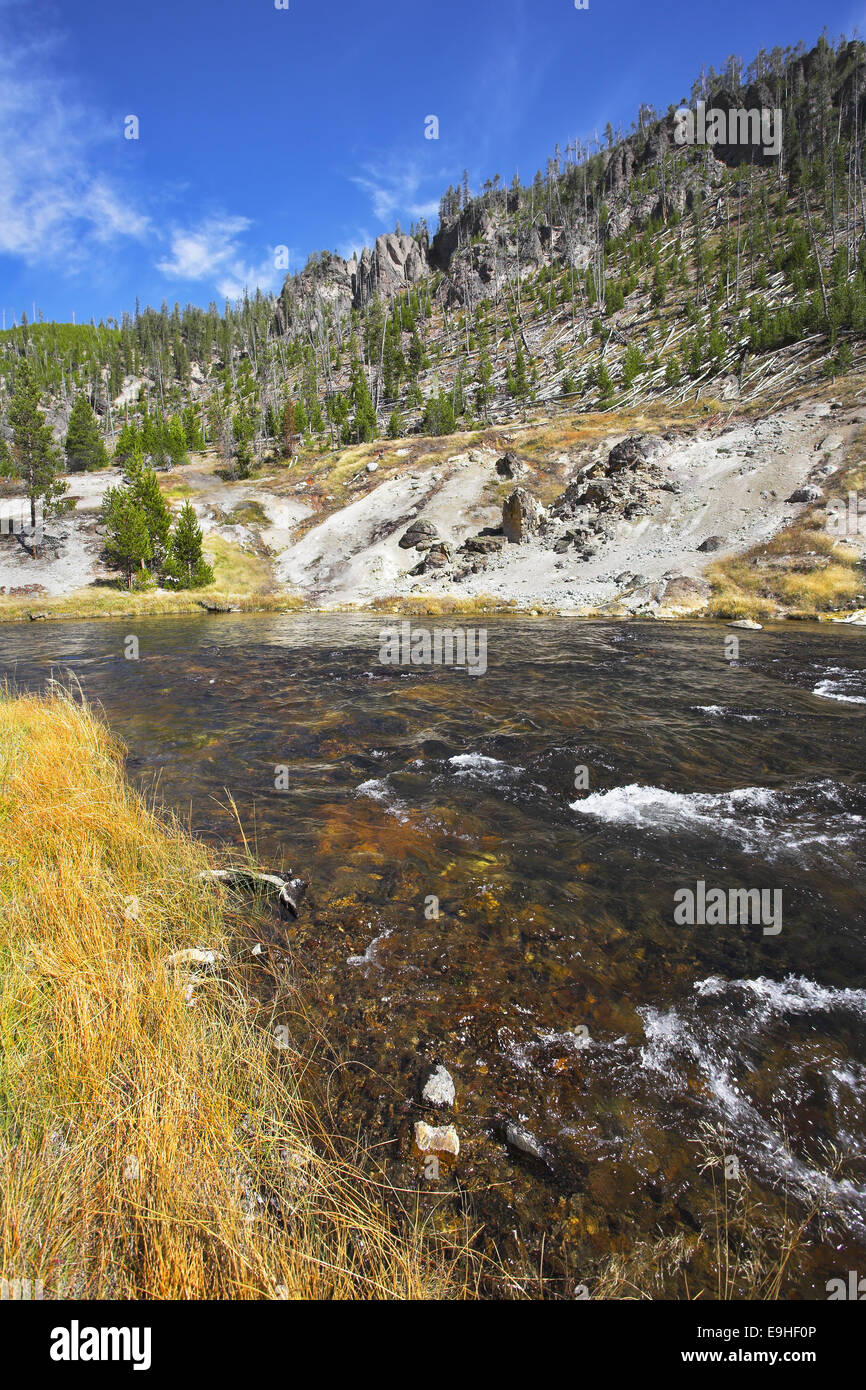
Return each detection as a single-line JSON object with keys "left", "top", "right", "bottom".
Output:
{"left": 502, "top": 487, "right": 547, "bottom": 543}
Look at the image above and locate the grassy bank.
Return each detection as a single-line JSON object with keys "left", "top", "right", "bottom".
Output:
{"left": 0, "top": 688, "right": 476, "bottom": 1299}
{"left": 0, "top": 589, "right": 305, "bottom": 624}
{"left": 707, "top": 428, "right": 866, "bottom": 621}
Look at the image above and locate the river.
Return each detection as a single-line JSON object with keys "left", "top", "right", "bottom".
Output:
{"left": 3, "top": 613, "right": 865, "bottom": 1295}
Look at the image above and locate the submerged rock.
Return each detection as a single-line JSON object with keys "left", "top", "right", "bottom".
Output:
{"left": 502, "top": 1121, "right": 547, "bottom": 1162}
{"left": 413, "top": 1121, "right": 459, "bottom": 1158}
{"left": 421, "top": 1064, "right": 456, "bottom": 1108}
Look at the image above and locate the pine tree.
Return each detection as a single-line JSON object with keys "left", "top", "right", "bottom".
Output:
{"left": 621, "top": 343, "right": 647, "bottom": 387}
{"left": 168, "top": 501, "right": 213, "bottom": 588}
{"left": 122, "top": 455, "right": 172, "bottom": 555}
{"left": 114, "top": 422, "right": 141, "bottom": 466}
{"left": 350, "top": 359, "right": 377, "bottom": 443}
{"left": 8, "top": 359, "right": 67, "bottom": 553}
{"left": 65, "top": 393, "right": 108, "bottom": 472}
{"left": 101, "top": 486, "right": 153, "bottom": 588}
{"left": 596, "top": 361, "right": 614, "bottom": 403}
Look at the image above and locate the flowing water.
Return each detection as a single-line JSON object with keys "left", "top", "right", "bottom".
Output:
{"left": 3, "top": 614, "right": 865, "bottom": 1294}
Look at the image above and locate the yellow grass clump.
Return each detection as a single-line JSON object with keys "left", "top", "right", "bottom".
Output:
{"left": 0, "top": 687, "right": 478, "bottom": 1299}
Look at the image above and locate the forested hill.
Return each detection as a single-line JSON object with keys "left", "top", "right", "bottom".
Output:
{"left": 2, "top": 32, "right": 865, "bottom": 476}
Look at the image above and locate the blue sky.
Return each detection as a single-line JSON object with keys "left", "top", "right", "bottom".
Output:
{"left": 0, "top": 0, "right": 860, "bottom": 326}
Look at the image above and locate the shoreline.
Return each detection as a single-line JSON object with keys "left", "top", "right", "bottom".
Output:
{"left": 0, "top": 688, "right": 479, "bottom": 1299}
{"left": 2, "top": 591, "right": 863, "bottom": 625}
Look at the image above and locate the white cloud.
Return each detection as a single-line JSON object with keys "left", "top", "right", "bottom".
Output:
{"left": 0, "top": 6, "right": 279, "bottom": 302}
{"left": 156, "top": 217, "right": 250, "bottom": 280}
{"left": 350, "top": 158, "right": 442, "bottom": 229}
{"left": 156, "top": 216, "right": 283, "bottom": 300}
{"left": 0, "top": 23, "right": 150, "bottom": 269}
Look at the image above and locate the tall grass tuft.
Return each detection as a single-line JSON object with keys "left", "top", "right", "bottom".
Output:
{"left": 0, "top": 686, "right": 478, "bottom": 1299}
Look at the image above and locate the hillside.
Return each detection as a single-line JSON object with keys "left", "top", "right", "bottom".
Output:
{"left": 1, "top": 33, "right": 866, "bottom": 621}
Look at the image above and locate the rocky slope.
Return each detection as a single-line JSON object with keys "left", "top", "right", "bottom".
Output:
{"left": 4, "top": 386, "right": 864, "bottom": 621}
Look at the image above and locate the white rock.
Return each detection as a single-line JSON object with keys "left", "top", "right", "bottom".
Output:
{"left": 727, "top": 619, "right": 763, "bottom": 630}
{"left": 504, "top": 1122, "right": 546, "bottom": 1161}
{"left": 366, "top": 461, "right": 378, "bottom": 473}
{"left": 164, "top": 948, "right": 224, "bottom": 969}
{"left": 422, "top": 1065, "right": 456, "bottom": 1108}
{"left": 413, "top": 1121, "right": 459, "bottom": 1158}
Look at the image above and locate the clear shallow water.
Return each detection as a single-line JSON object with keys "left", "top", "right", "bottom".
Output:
{"left": 3, "top": 614, "right": 865, "bottom": 1293}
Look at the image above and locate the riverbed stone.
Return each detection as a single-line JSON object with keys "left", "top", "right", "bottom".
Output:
{"left": 503, "top": 1121, "right": 546, "bottom": 1161}
{"left": 421, "top": 1064, "right": 456, "bottom": 1108}
{"left": 413, "top": 1121, "right": 459, "bottom": 1158}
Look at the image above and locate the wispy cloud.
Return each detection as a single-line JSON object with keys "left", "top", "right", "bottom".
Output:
{"left": 350, "top": 158, "right": 441, "bottom": 229}
{"left": 155, "top": 215, "right": 281, "bottom": 297}
{"left": 0, "top": 3, "right": 279, "bottom": 301}
{"left": 0, "top": 23, "right": 150, "bottom": 270}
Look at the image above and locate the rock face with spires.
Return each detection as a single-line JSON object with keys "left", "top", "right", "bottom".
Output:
{"left": 275, "top": 231, "right": 432, "bottom": 332}
{"left": 355, "top": 234, "right": 428, "bottom": 308}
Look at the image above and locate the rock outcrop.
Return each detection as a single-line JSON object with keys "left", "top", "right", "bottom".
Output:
{"left": 502, "top": 488, "right": 547, "bottom": 543}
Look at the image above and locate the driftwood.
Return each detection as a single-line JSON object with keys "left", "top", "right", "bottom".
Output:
{"left": 199, "top": 868, "right": 307, "bottom": 919}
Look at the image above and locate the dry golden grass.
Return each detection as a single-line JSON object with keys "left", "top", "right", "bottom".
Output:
{"left": 0, "top": 687, "right": 480, "bottom": 1299}
{"left": 368, "top": 593, "right": 519, "bottom": 617}
{"left": 0, "top": 588, "right": 305, "bottom": 625}
{"left": 707, "top": 524, "right": 864, "bottom": 619}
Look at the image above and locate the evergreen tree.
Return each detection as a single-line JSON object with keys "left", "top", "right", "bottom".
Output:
{"left": 621, "top": 343, "right": 647, "bottom": 387}
{"left": 65, "top": 393, "right": 109, "bottom": 472}
{"left": 421, "top": 390, "right": 456, "bottom": 436}
{"left": 596, "top": 361, "right": 614, "bottom": 403}
{"left": 122, "top": 455, "right": 172, "bottom": 556}
{"left": 349, "top": 359, "right": 377, "bottom": 443}
{"left": 7, "top": 359, "right": 67, "bottom": 552}
{"left": 101, "top": 486, "right": 153, "bottom": 588}
{"left": 168, "top": 501, "right": 213, "bottom": 588}
{"left": 114, "top": 422, "right": 141, "bottom": 466}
